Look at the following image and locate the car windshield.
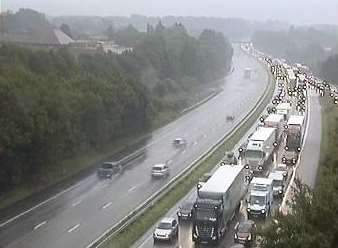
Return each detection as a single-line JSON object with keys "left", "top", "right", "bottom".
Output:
{"left": 273, "top": 180, "right": 283, "bottom": 187}
{"left": 250, "top": 195, "right": 266, "bottom": 206}
{"left": 101, "top": 163, "right": 115, "bottom": 169}
{"left": 152, "top": 166, "right": 163, "bottom": 171}
{"left": 157, "top": 222, "right": 172, "bottom": 229}
{"left": 238, "top": 222, "right": 252, "bottom": 233}
{"left": 180, "top": 202, "right": 193, "bottom": 210}
{"left": 195, "top": 208, "right": 216, "bottom": 222}
{"left": 246, "top": 150, "right": 263, "bottom": 159}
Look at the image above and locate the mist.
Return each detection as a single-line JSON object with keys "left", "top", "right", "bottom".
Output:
{"left": 4, "top": 0, "right": 338, "bottom": 25}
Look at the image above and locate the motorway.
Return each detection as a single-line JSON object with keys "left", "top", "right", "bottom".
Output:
{"left": 132, "top": 81, "right": 322, "bottom": 248}
{"left": 0, "top": 45, "right": 269, "bottom": 248}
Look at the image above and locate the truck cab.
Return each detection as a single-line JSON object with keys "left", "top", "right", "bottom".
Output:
{"left": 268, "top": 171, "right": 284, "bottom": 197}
{"left": 246, "top": 177, "right": 273, "bottom": 219}
{"left": 247, "top": 191, "right": 270, "bottom": 219}
{"left": 244, "top": 127, "right": 276, "bottom": 172}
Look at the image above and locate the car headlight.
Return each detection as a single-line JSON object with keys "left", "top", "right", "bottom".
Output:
{"left": 247, "top": 234, "right": 252, "bottom": 241}
{"left": 279, "top": 190, "right": 283, "bottom": 194}
{"left": 261, "top": 209, "right": 266, "bottom": 213}
{"left": 212, "top": 236, "right": 217, "bottom": 240}
{"left": 247, "top": 208, "right": 251, "bottom": 212}
{"left": 258, "top": 166, "right": 263, "bottom": 170}
{"left": 177, "top": 212, "right": 181, "bottom": 216}
{"left": 234, "top": 233, "right": 238, "bottom": 239}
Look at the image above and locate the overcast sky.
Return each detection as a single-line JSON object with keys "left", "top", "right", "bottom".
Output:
{"left": 3, "top": 0, "right": 338, "bottom": 25}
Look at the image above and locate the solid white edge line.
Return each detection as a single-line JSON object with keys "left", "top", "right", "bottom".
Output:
{"left": 0, "top": 182, "right": 83, "bottom": 228}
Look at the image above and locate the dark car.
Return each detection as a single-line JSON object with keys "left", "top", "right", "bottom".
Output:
{"left": 177, "top": 201, "right": 194, "bottom": 221}
{"left": 234, "top": 220, "right": 256, "bottom": 246}
{"left": 97, "top": 161, "right": 121, "bottom": 179}
{"left": 223, "top": 151, "right": 238, "bottom": 165}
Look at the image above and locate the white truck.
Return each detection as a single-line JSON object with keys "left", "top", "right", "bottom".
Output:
{"left": 283, "top": 115, "right": 305, "bottom": 165}
{"left": 268, "top": 171, "right": 285, "bottom": 197}
{"left": 276, "top": 102, "right": 292, "bottom": 121}
{"left": 193, "top": 165, "right": 247, "bottom": 245}
{"left": 247, "top": 177, "right": 273, "bottom": 219}
{"left": 244, "top": 68, "right": 252, "bottom": 79}
{"left": 244, "top": 127, "right": 277, "bottom": 172}
{"left": 264, "top": 114, "right": 284, "bottom": 144}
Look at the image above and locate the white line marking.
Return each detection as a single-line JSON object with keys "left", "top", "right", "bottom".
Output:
{"left": 137, "top": 234, "right": 153, "bottom": 248}
{"left": 128, "top": 186, "right": 137, "bottom": 192}
{"left": 0, "top": 182, "right": 82, "bottom": 228}
{"left": 102, "top": 202, "right": 112, "bottom": 209}
{"left": 72, "top": 200, "right": 82, "bottom": 207}
{"left": 33, "top": 220, "right": 47, "bottom": 230}
{"left": 68, "top": 224, "right": 80, "bottom": 233}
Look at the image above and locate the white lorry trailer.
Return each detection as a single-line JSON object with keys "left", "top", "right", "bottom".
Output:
{"left": 244, "top": 68, "right": 252, "bottom": 79}
{"left": 283, "top": 115, "right": 305, "bottom": 165}
{"left": 276, "top": 102, "right": 292, "bottom": 121}
{"left": 244, "top": 127, "right": 277, "bottom": 172}
{"left": 193, "top": 165, "right": 247, "bottom": 245}
{"left": 247, "top": 177, "right": 273, "bottom": 219}
{"left": 264, "top": 114, "right": 284, "bottom": 144}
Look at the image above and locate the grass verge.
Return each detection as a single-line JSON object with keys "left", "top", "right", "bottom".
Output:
{"left": 101, "top": 66, "right": 275, "bottom": 248}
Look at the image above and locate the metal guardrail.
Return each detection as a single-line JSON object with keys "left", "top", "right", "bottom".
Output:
{"left": 87, "top": 50, "right": 275, "bottom": 248}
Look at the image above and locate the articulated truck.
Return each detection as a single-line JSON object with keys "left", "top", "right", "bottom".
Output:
{"left": 282, "top": 115, "right": 305, "bottom": 165}
{"left": 244, "top": 127, "right": 277, "bottom": 173}
{"left": 263, "top": 114, "right": 284, "bottom": 144}
{"left": 192, "top": 165, "right": 247, "bottom": 245}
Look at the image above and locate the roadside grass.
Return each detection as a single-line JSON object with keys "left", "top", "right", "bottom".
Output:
{"left": 316, "top": 96, "right": 338, "bottom": 185}
{"left": 102, "top": 67, "right": 275, "bottom": 248}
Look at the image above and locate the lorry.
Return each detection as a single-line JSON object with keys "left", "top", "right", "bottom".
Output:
{"left": 244, "top": 68, "right": 252, "bottom": 79}
{"left": 192, "top": 165, "right": 247, "bottom": 245}
{"left": 268, "top": 171, "right": 285, "bottom": 197}
{"left": 244, "top": 127, "right": 277, "bottom": 172}
{"left": 283, "top": 115, "right": 305, "bottom": 165}
{"left": 275, "top": 102, "right": 292, "bottom": 121}
{"left": 263, "top": 114, "right": 284, "bottom": 144}
{"left": 246, "top": 177, "right": 273, "bottom": 219}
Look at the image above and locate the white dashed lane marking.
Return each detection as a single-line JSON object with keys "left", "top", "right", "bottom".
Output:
{"left": 68, "top": 224, "right": 80, "bottom": 233}
{"left": 33, "top": 221, "right": 47, "bottom": 230}
{"left": 101, "top": 202, "right": 112, "bottom": 209}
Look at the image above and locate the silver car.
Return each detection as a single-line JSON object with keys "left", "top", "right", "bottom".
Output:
{"left": 153, "top": 217, "right": 178, "bottom": 242}
{"left": 151, "top": 164, "right": 169, "bottom": 178}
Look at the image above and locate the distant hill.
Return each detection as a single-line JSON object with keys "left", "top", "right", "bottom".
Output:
{"left": 0, "top": 8, "right": 73, "bottom": 46}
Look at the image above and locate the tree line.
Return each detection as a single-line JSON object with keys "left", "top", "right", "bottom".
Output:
{"left": 0, "top": 23, "right": 233, "bottom": 193}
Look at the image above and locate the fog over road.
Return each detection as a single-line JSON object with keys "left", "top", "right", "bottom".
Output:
{"left": 0, "top": 45, "right": 268, "bottom": 248}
